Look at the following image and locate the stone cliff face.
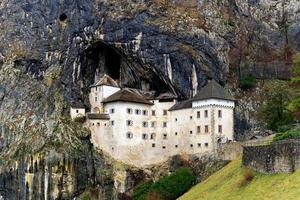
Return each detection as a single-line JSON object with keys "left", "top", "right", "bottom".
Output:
{"left": 0, "top": 0, "right": 299, "bottom": 199}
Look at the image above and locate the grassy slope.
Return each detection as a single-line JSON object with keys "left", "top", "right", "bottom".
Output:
{"left": 180, "top": 158, "right": 300, "bottom": 200}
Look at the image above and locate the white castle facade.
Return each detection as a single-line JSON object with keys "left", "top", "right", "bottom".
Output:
{"left": 70, "top": 75, "right": 235, "bottom": 167}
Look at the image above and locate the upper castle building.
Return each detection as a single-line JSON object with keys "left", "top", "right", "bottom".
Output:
{"left": 70, "top": 74, "right": 235, "bottom": 167}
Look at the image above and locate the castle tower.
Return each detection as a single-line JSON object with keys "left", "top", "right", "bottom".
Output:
{"left": 89, "top": 74, "right": 120, "bottom": 113}
{"left": 191, "top": 80, "right": 235, "bottom": 155}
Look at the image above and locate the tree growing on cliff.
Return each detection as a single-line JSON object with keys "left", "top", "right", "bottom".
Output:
{"left": 288, "top": 54, "right": 300, "bottom": 118}
{"left": 258, "top": 81, "right": 293, "bottom": 131}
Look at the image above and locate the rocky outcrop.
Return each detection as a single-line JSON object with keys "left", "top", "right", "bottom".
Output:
{"left": 0, "top": 0, "right": 299, "bottom": 199}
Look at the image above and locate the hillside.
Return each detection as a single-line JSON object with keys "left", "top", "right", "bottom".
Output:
{"left": 180, "top": 158, "right": 300, "bottom": 200}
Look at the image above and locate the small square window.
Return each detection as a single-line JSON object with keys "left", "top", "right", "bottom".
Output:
{"left": 127, "top": 108, "right": 133, "bottom": 114}
{"left": 142, "top": 133, "right": 148, "bottom": 140}
{"left": 175, "top": 145, "right": 178, "bottom": 148}
{"left": 150, "top": 133, "right": 156, "bottom": 140}
{"left": 197, "top": 111, "right": 200, "bottom": 118}
{"left": 175, "top": 132, "right": 178, "bottom": 136}
{"left": 198, "top": 143, "right": 201, "bottom": 147}
{"left": 110, "top": 121, "right": 114, "bottom": 126}
{"left": 76, "top": 110, "right": 79, "bottom": 113}
{"left": 95, "top": 87, "right": 98, "bottom": 91}
{"left": 152, "top": 110, "right": 156, "bottom": 116}
{"left": 127, "top": 120, "right": 133, "bottom": 126}
{"left": 97, "top": 122, "right": 100, "bottom": 126}
{"left": 151, "top": 121, "right": 156, "bottom": 128}
{"left": 205, "top": 143, "right": 209, "bottom": 147}
{"left": 126, "top": 132, "right": 133, "bottom": 139}
{"left": 110, "top": 108, "right": 115, "bottom": 114}
{"left": 162, "top": 146, "right": 166, "bottom": 149}
{"left": 95, "top": 97, "right": 97, "bottom": 102}
{"left": 197, "top": 126, "right": 201, "bottom": 133}
{"left": 163, "top": 122, "right": 167, "bottom": 127}
{"left": 163, "top": 134, "right": 167, "bottom": 140}
{"left": 205, "top": 110, "right": 208, "bottom": 118}
{"left": 152, "top": 143, "right": 156, "bottom": 148}
{"left": 163, "top": 110, "right": 168, "bottom": 115}
{"left": 218, "top": 110, "right": 222, "bottom": 118}
{"left": 190, "top": 131, "right": 193, "bottom": 134}
{"left": 205, "top": 125, "right": 209, "bottom": 133}
{"left": 190, "top": 144, "right": 193, "bottom": 148}
{"left": 142, "top": 121, "right": 148, "bottom": 127}
{"left": 190, "top": 116, "right": 193, "bottom": 120}
{"left": 218, "top": 125, "right": 222, "bottom": 133}
{"left": 135, "top": 109, "right": 141, "bottom": 115}
{"left": 92, "top": 123, "right": 95, "bottom": 126}
{"left": 175, "top": 118, "right": 178, "bottom": 122}
{"left": 142, "top": 110, "right": 148, "bottom": 115}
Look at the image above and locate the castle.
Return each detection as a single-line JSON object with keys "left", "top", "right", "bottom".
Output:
{"left": 70, "top": 74, "right": 235, "bottom": 167}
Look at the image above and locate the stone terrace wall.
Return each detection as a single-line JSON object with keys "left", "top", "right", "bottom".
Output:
{"left": 242, "top": 140, "right": 300, "bottom": 173}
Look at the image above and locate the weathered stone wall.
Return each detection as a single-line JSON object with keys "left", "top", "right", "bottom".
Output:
{"left": 217, "top": 142, "right": 243, "bottom": 161}
{"left": 242, "top": 140, "right": 300, "bottom": 173}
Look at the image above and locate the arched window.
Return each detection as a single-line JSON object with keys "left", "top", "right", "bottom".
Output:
{"left": 126, "top": 132, "right": 133, "bottom": 139}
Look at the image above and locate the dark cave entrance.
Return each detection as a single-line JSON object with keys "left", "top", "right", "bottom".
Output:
{"left": 81, "top": 41, "right": 178, "bottom": 98}
{"left": 104, "top": 47, "right": 121, "bottom": 80}
{"left": 84, "top": 42, "right": 121, "bottom": 83}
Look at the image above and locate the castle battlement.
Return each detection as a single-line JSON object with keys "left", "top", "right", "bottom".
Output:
{"left": 70, "top": 75, "right": 235, "bottom": 167}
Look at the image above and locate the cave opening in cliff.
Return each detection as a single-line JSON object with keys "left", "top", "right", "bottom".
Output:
{"left": 84, "top": 42, "right": 121, "bottom": 83}
{"left": 82, "top": 41, "right": 176, "bottom": 98}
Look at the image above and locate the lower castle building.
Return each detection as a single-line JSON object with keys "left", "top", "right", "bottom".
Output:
{"left": 70, "top": 75, "right": 235, "bottom": 167}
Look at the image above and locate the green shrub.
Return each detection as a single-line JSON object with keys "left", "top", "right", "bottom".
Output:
{"left": 273, "top": 128, "right": 300, "bottom": 142}
{"left": 240, "top": 73, "right": 256, "bottom": 89}
{"left": 133, "top": 168, "right": 195, "bottom": 200}
{"left": 74, "top": 116, "right": 86, "bottom": 123}
{"left": 133, "top": 181, "right": 153, "bottom": 200}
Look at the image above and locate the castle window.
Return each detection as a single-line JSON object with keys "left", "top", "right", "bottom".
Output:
{"left": 76, "top": 110, "right": 79, "bottom": 113}
{"left": 110, "top": 108, "right": 115, "bottom": 114}
{"left": 95, "top": 97, "right": 97, "bottom": 102}
{"left": 95, "top": 87, "right": 97, "bottom": 91}
{"left": 163, "top": 122, "right": 167, "bottom": 127}
{"left": 135, "top": 109, "right": 141, "bottom": 115}
{"left": 97, "top": 122, "right": 100, "bottom": 126}
{"left": 190, "top": 144, "right": 193, "bottom": 148}
{"left": 198, "top": 143, "right": 201, "bottom": 147}
{"left": 152, "top": 110, "right": 156, "bottom": 116}
{"left": 150, "top": 133, "right": 156, "bottom": 140}
{"left": 205, "top": 125, "right": 209, "bottom": 133}
{"left": 175, "top": 145, "right": 178, "bottom": 148}
{"left": 197, "top": 111, "right": 200, "bottom": 118}
{"left": 163, "top": 110, "right": 168, "bottom": 115}
{"left": 127, "top": 108, "right": 133, "bottom": 114}
{"left": 190, "top": 116, "right": 193, "bottom": 120}
{"left": 152, "top": 143, "right": 156, "bottom": 148}
{"left": 175, "top": 132, "right": 178, "bottom": 136}
{"left": 110, "top": 121, "right": 114, "bottom": 126}
{"left": 175, "top": 118, "right": 178, "bottom": 122}
{"left": 142, "top": 133, "right": 148, "bottom": 140}
{"left": 205, "top": 143, "right": 209, "bottom": 147}
{"left": 142, "top": 110, "right": 148, "bottom": 115}
{"left": 126, "top": 132, "right": 133, "bottom": 139}
{"left": 218, "top": 125, "right": 222, "bottom": 133}
{"left": 218, "top": 110, "right": 222, "bottom": 118}
{"left": 126, "top": 120, "right": 133, "bottom": 126}
{"left": 205, "top": 110, "right": 208, "bottom": 118}
{"left": 163, "top": 134, "right": 167, "bottom": 140}
{"left": 197, "top": 126, "right": 201, "bottom": 133}
{"left": 190, "top": 131, "right": 193, "bottom": 134}
{"left": 92, "top": 123, "right": 95, "bottom": 126}
{"left": 151, "top": 121, "right": 156, "bottom": 128}
{"left": 162, "top": 146, "right": 166, "bottom": 149}
{"left": 142, "top": 121, "right": 148, "bottom": 127}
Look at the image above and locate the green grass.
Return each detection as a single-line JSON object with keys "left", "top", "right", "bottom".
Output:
{"left": 179, "top": 158, "right": 300, "bottom": 200}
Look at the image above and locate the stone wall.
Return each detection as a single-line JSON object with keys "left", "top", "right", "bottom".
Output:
{"left": 242, "top": 140, "right": 300, "bottom": 173}
{"left": 217, "top": 142, "right": 243, "bottom": 161}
